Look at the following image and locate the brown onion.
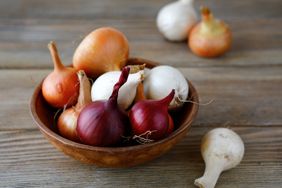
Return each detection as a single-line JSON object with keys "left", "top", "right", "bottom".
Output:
{"left": 188, "top": 7, "right": 232, "bottom": 58}
{"left": 57, "top": 70, "right": 91, "bottom": 142}
{"left": 73, "top": 27, "right": 129, "bottom": 78}
{"left": 42, "top": 41, "right": 79, "bottom": 108}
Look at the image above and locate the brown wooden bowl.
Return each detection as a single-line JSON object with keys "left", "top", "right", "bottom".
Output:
{"left": 29, "top": 57, "right": 199, "bottom": 167}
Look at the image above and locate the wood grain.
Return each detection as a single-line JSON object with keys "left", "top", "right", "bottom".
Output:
{"left": 0, "top": 18, "right": 281, "bottom": 69}
{"left": 0, "top": 127, "right": 281, "bottom": 188}
{"left": 1, "top": 67, "right": 281, "bottom": 130}
{"left": 0, "top": 0, "right": 281, "bottom": 19}
{"left": 0, "top": 0, "right": 281, "bottom": 187}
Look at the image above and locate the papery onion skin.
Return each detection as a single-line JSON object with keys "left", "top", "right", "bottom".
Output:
{"left": 189, "top": 7, "right": 232, "bottom": 58}
{"left": 129, "top": 90, "right": 175, "bottom": 141}
{"left": 57, "top": 109, "right": 80, "bottom": 142}
{"left": 42, "top": 41, "right": 79, "bottom": 108}
{"left": 57, "top": 70, "right": 91, "bottom": 142}
{"left": 73, "top": 27, "right": 129, "bottom": 78}
{"left": 134, "top": 83, "right": 146, "bottom": 103}
{"left": 77, "top": 67, "right": 130, "bottom": 147}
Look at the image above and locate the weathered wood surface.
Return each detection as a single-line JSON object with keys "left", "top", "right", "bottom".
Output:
{"left": 0, "top": 0, "right": 282, "bottom": 187}
{"left": 0, "top": 127, "right": 281, "bottom": 188}
{"left": 1, "top": 67, "right": 282, "bottom": 130}
{"left": 0, "top": 0, "right": 281, "bottom": 69}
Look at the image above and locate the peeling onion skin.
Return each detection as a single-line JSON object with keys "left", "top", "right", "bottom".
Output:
{"left": 189, "top": 7, "right": 232, "bottom": 58}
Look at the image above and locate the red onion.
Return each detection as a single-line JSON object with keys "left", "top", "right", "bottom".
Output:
{"left": 77, "top": 67, "right": 130, "bottom": 146}
{"left": 129, "top": 89, "right": 175, "bottom": 142}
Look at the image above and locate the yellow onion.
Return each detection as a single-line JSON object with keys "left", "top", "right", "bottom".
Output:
{"left": 57, "top": 70, "right": 91, "bottom": 142}
{"left": 73, "top": 27, "right": 129, "bottom": 78}
{"left": 42, "top": 42, "right": 79, "bottom": 108}
{"left": 189, "top": 7, "right": 232, "bottom": 58}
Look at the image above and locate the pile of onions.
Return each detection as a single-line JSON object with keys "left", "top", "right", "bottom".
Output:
{"left": 73, "top": 27, "right": 129, "bottom": 78}
{"left": 188, "top": 7, "right": 232, "bottom": 58}
{"left": 129, "top": 90, "right": 175, "bottom": 142}
{"left": 77, "top": 67, "right": 130, "bottom": 146}
{"left": 42, "top": 42, "right": 79, "bottom": 108}
{"left": 57, "top": 70, "right": 91, "bottom": 142}
{"left": 41, "top": 29, "right": 193, "bottom": 147}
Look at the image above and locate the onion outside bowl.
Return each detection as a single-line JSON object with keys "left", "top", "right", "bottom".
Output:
{"left": 29, "top": 57, "right": 199, "bottom": 167}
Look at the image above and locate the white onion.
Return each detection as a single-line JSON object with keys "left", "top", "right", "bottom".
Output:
{"left": 144, "top": 65, "right": 188, "bottom": 109}
{"left": 156, "top": 0, "right": 197, "bottom": 41}
{"left": 91, "top": 70, "right": 144, "bottom": 110}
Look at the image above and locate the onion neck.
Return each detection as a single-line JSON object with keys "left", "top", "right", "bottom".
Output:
{"left": 158, "top": 89, "right": 175, "bottom": 107}
{"left": 75, "top": 71, "right": 91, "bottom": 110}
{"left": 48, "top": 41, "right": 65, "bottom": 71}
{"left": 194, "top": 161, "right": 223, "bottom": 188}
{"left": 200, "top": 7, "right": 225, "bottom": 36}
{"left": 128, "top": 64, "right": 146, "bottom": 74}
{"left": 109, "top": 67, "right": 130, "bottom": 105}
{"left": 135, "top": 83, "right": 146, "bottom": 102}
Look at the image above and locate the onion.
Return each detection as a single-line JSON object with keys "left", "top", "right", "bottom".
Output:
{"left": 42, "top": 41, "right": 79, "bottom": 108}
{"left": 57, "top": 70, "right": 91, "bottom": 142}
{"left": 188, "top": 7, "right": 232, "bottom": 58}
{"left": 73, "top": 27, "right": 129, "bottom": 78}
{"left": 134, "top": 82, "right": 146, "bottom": 103}
{"left": 129, "top": 90, "right": 175, "bottom": 142}
{"left": 77, "top": 67, "right": 130, "bottom": 146}
{"left": 156, "top": 0, "right": 197, "bottom": 41}
{"left": 195, "top": 128, "right": 244, "bottom": 188}
{"left": 91, "top": 69, "right": 144, "bottom": 110}
{"left": 143, "top": 65, "right": 188, "bottom": 109}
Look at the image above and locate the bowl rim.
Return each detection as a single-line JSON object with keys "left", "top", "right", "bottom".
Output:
{"left": 29, "top": 57, "right": 199, "bottom": 152}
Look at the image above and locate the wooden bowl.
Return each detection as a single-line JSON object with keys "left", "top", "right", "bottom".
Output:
{"left": 29, "top": 58, "right": 199, "bottom": 167}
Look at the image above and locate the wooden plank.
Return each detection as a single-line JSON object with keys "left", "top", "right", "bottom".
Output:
{"left": 0, "top": 18, "right": 281, "bottom": 69}
{"left": 0, "top": 0, "right": 281, "bottom": 20}
{"left": 0, "top": 127, "right": 281, "bottom": 188}
{"left": 0, "top": 67, "right": 281, "bottom": 130}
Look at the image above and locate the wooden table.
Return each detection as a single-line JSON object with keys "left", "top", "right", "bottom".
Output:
{"left": 1, "top": 0, "right": 281, "bottom": 187}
